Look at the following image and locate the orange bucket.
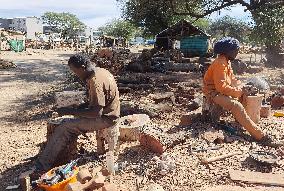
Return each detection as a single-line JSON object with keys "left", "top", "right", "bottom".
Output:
{"left": 38, "top": 166, "right": 79, "bottom": 191}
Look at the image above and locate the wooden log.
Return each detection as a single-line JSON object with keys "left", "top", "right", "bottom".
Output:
{"left": 229, "top": 169, "right": 284, "bottom": 187}
{"left": 46, "top": 117, "right": 78, "bottom": 166}
{"left": 244, "top": 95, "right": 263, "bottom": 123}
{"left": 260, "top": 105, "right": 271, "bottom": 118}
{"left": 118, "top": 114, "right": 150, "bottom": 141}
{"left": 118, "top": 83, "right": 153, "bottom": 90}
{"left": 147, "top": 92, "right": 176, "bottom": 104}
{"left": 139, "top": 125, "right": 189, "bottom": 154}
{"left": 165, "top": 62, "right": 200, "bottom": 72}
{"left": 271, "top": 95, "right": 284, "bottom": 109}
{"left": 200, "top": 151, "right": 242, "bottom": 164}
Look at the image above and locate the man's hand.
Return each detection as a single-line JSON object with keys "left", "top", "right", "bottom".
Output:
{"left": 55, "top": 107, "right": 75, "bottom": 116}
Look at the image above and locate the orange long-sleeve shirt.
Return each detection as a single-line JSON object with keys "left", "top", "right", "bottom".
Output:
{"left": 203, "top": 55, "right": 243, "bottom": 98}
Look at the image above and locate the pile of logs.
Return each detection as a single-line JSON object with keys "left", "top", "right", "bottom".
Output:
{"left": 91, "top": 48, "right": 132, "bottom": 75}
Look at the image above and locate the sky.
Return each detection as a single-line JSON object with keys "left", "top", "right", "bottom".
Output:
{"left": 0, "top": 0, "right": 251, "bottom": 29}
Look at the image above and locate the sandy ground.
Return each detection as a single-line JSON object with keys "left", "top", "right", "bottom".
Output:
{"left": 0, "top": 49, "right": 74, "bottom": 189}
{"left": 0, "top": 49, "right": 283, "bottom": 191}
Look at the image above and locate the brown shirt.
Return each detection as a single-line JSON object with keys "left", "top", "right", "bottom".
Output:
{"left": 86, "top": 67, "right": 120, "bottom": 121}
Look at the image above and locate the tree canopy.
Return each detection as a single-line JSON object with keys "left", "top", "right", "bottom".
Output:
{"left": 209, "top": 15, "right": 251, "bottom": 43}
{"left": 250, "top": 6, "right": 284, "bottom": 47}
{"left": 41, "top": 12, "right": 86, "bottom": 39}
{"left": 117, "top": 0, "right": 192, "bottom": 37}
{"left": 98, "top": 19, "right": 137, "bottom": 40}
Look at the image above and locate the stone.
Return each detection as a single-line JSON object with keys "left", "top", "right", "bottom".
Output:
{"left": 93, "top": 172, "right": 105, "bottom": 188}
{"left": 139, "top": 124, "right": 188, "bottom": 154}
{"left": 140, "top": 133, "right": 165, "bottom": 154}
{"left": 201, "top": 129, "right": 225, "bottom": 143}
{"left": 148, "top": 92, "right": 176, "bottom": 104}
{"left": 179, "top": 113, "right": 202, "bottom": 126}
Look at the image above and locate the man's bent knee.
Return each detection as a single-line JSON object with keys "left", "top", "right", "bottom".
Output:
{"left": 230, "top": 100, "right": 244, "bottom": 112}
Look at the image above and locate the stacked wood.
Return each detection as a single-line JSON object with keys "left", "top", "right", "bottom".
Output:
{"left": 91, "top": 48, "right": 131, "bottom": 75}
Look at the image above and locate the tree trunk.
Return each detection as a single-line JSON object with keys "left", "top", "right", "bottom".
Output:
{"left": 265, "top": 44, "right": 284, "bottom": 67}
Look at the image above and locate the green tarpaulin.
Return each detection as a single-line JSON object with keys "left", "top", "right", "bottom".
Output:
{"left": 8, "top": 40, "right": 25, "bottom": 52}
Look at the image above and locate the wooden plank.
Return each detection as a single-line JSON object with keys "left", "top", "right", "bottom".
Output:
{"left": 229, "top": 169, "right": 284, "bottom": 187}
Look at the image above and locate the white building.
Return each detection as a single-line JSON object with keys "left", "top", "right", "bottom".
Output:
{"left": 77, "top": 27, "right": 95, "bottom": 45}
{"left": 1, "top": 17, "right": 43, "bottom": 40}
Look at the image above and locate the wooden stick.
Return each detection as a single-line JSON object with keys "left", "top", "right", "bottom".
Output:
{"left": 200, "top": 151, "right": 242, "bottom": 164}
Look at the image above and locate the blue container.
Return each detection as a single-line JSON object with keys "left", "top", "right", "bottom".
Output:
{"left": 180, "top": 36, "right": 209, "bottom": 57}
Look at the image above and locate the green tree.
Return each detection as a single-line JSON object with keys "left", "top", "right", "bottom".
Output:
{"left": 41, "top": 12, "right": 86, "bottom": 39}
{"left": 209, "top": 15, "right": 251, "bottom": 43}
{"left": 117, "top": 0, "right": 192, "bottom": 36}
{"left": 98, "top": 19, "right": 137, "bottom": 40}
{"left": 250, "top": 6, "right": 284, "bottom": 66}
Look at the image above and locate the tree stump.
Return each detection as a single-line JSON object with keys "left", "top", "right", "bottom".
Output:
{"left": 46, "top": 117, "right": 78, "bottom": 167}
{"left": 118, "top": 114, "right": 150, "bottom": 141}
{"left": 244, "top": 95, "right": 263, "bottom": 124}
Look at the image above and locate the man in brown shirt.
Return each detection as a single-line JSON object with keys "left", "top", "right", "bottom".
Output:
{"left": 36, "top": 53, "right": 120, "bottom": 171}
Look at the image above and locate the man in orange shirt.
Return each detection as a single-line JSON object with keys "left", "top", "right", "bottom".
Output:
{"left": 203, "top": 37, "right": 275, "bottom": 144}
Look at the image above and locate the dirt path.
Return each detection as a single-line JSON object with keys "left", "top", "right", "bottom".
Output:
{"left": 0, "top": 49, "right": 74, "bottom": 189}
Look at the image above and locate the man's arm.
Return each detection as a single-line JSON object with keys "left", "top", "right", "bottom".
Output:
{"left": 56, "top": 106, "right": 103, "bottom": 118}
{"left": 213, "top": 64, "right": 243, "bottom": 98}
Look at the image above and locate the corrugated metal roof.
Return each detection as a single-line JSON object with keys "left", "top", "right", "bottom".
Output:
{"left": 156, "top": 19, "right": 210, "bottom": 38}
